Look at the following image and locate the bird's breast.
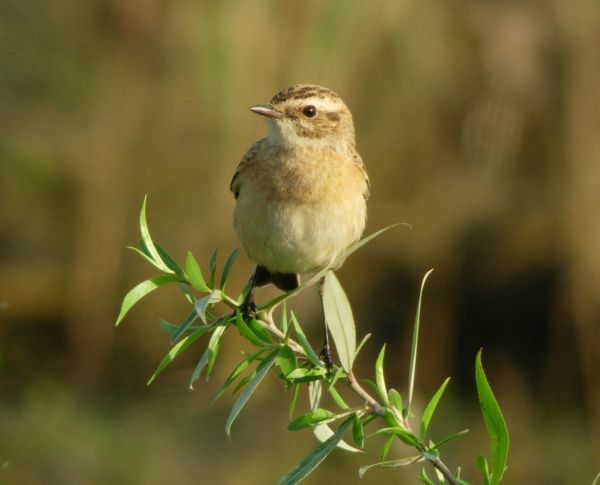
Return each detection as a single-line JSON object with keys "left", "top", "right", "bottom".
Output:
{"left": 234, "top": 148, "right": 367, "bottom": 274}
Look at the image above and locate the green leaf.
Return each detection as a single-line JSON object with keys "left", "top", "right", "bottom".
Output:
{"left": 155, "top": 243, "right": 186, "bottom": 278}
{"left": 225, "top": 351, "right": 277, "bottom": 437}
{"left": 185, "top": 251, "right": 210, "bottom": 292}
{"left": 477, "top": 454, "right": 491, "bottom": 485}
{"left": 359, "top": 455, "right": 422, "bottom": 478}
{"left": 353, "top": 333, "right": 371, "bottom": 363}
{"left": 308, "top": 381, "right": 360, "bottom": 453}
{"left": 420, "top": 377, "right": 451, "bottom": 439}
{"left": 280, "top": 301, "right": 288, "bottom": 333}
{"left": 407, "top": 268, "right": 434, "bottom": 413}
{"left": 322, "top": 271, "right": 356, "bottom": 373}
{"left": 235, "top": 311, "right": 267, "bottom": 347}
{"left": 261, "top": 224, "right": 409, "bottom": 312}
{"left": 209, "top": 248, "right": 218, "bottom": 288}
{"left": 388, "top": 388, "right": 403, "bottom": 415}
{"left": 591, "top": 472, "right": 600, "bottom": 485}
{"left": 220, "top": 248, "right": 239, "bottom": 289}
{"left": 476, "top": 350, "right": 509, "bottom": 485}
{"left": 352, "top": 414, "right": 364, "bottom": 448}
{"left": 419, "top": 467, "right": 436, "bottom": 485}
{"left": 148, "top": 324, "right": 216, "bottom": 384}
{"left": 128, "top": 246, "right": 165, "bottom": 272}
{"left": 291, "top": 312, "right": 323, "bottom": 368}
{"left": 278, "top": 345, "right": 298, "bottom": 377}
{"left": 288, "top": 409, "right": 338, "bottom": 431}
{"left": 189, "top": 347, "right": 209, "bottom": 390}
{"left": 430, "top": 429, "right": 469, "bottom": 451}
{"left": 380, "top": 434, "right": 395, "bottom": 462}
{"left": 139, "top": 196, "right": 173, "bottom": 274}
{"left": 285, "top": 367, "right": 327, "bottom": 383}
{"left": 212, "top": 348, "right": 267, "bottom": 400}
{"left": 375, "top": 344, "right": 390, "bottom": 406}
{"left": 370, "top": 426, "right": 419, "bottom": 447}
{"left": 194, "top": 289, "right": 222, "bottom": 323}
{"left": 206, "top": 324, "right": 227, "bottom": 379}
{"left": 247, "top": 318, "right": 273, "bottom": 344}
{"left": 116, "top": 274, "right": 179, "bottom": 326}
{"left": 328, "top": 386, "right": 349, "bottom": 410}
{"left": 339, "top": 223, "right": 410, "bottom": 262}
{"left": 170, "top": 310, "right": 198, "bottom": 343}
{"left": 274, "top": 416, "right": 354, "bottom": 485}
{"left": 289, "top": 383, "right": 300, "bottom": 419}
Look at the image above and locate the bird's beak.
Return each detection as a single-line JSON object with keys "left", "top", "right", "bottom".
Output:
{"left": 249, "top": 104, "right": 284, "bottom": 119}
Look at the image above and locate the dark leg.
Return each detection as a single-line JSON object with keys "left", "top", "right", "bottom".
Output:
{"left": 318, "top": 279, "right": 333, "bottom": 372}
{"left": 240, "top": 266, "right": 273, "bottom": 319}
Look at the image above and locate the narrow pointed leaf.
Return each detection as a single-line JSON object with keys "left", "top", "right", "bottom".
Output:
{"left": 431, "top": 429, "right": 469, "bottom": 451}
{"left": 194, "top": 290, "right": 222, "bottom": 323}
{"left": 185, "top": 251, "right": 210, "bottom": 292}
{"left": 352, "top": 414, "right": 364, "bottom": 448}
{"left": 155, "top": 243, "right": 185, "bottom": 278}
{"left": 309, "top": 381, "right": 359, "bottom": 452}
{"left": 288, "top": 409, "right": 338, "bottom": 431}
{"left": 128, "top": 246, "right": 164, "bottom": 271}
{"left": 262, "top": 224, "right": 408, "bottom": 311}
{"left": 225, "top": 351, "right": 277, "bottom": 437}
{"left": 274, "top": 416, "right": 354, "bottom": 485}
{"left": 407, "top": 269, "right": 434, "bottom": 412}
{"left": 359, "top": 455, "right": 422, "bottom": 478}
{"left": 420, "top": 377, "right": 451, "bottom": 439}
{"left": 139, "top": 196, "right": 172, "bottom": 273}
{"left": 339, "top": 223, "right": 410, "bottom": 262}
{"left": 247, "top": 318, "right": 273, "bottom": 344}
{"left": 419, "top": 468, "right": 436, "bottom": 485}
{"left": 116, "top": 275, "right": 179, "bottom": 326}
{"left": 375, "top": 344, "right": 389, "bottom": 405}
{"left": 209, "top": 248, "right": 218, "bottom": 287}
{"left": 206, "top": 324, "right": 227, "bottom": 380}
{"left": 289, "top": 383, "right": 300, "bottom": 419}
{"left": 380, "top": 434, "right": 395, "bottom": 462}
{"left": 170, "top": 310, "right": 198, "bottom": 343}
{"left": 147, "top": 324, "right": 216, "bottom": 384}
{"left": 213, "top": 348, "right": 266, "bottom": 400}
{"left": 477, "top": 454, "right": 491, "bottom": 485}
{"left": 328, "top": 386, "right": 349, "bottom": 410}
{"left": 189, "top": 347, "right": 210, "bottom": 390}
{"left": 322, "top": 271, "right": 356, "bottom": 372}
{"left": 220, "top": 248, "right": 239, "bottom": 289}
{"left": 353, "top": 333, "right": 371, "bottom": 363}
{"left": 476, "top": 350, "right": 509, "bottom": 485}
{"left": 235, "top": 311, "right": 267, "bottom": 346}
{"left": 278, "top": 345, "right": 298, "bottom": 377}
{"left": 388, "top": 389, "right": 403, "bottom": 415}
{"left": 291, "top": 312, "right": 323, "bottom": 367}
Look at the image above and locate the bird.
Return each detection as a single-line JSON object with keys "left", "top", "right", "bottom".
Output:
{"left": 230, "top": 84, "right": 369, "bottom": 315}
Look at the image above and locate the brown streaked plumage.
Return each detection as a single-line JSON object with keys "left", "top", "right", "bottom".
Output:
{"left": 231, "top": 84, "right": 369, "bottom": 308}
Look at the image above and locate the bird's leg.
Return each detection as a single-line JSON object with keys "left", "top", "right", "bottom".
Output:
{"left": 318, "top": 279, "right": 333, "bottom": 373}
{"left": 240, "top": 269, "right": 259, "bottom": 320}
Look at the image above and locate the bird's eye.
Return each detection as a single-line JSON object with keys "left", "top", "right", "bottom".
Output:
{"left": 302, "top": 105, "right": 317, "bottom": 118}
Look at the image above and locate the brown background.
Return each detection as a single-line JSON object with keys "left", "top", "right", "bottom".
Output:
{"left": 1, "top": 1, "right": 599, "bottom": 483}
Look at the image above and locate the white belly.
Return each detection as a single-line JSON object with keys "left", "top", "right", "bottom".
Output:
{"left": 234, "top": 191, "right": 366, "bottom": 274}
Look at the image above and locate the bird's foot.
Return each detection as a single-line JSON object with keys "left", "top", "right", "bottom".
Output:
{"left": 319, "top": 342, "right": 333, "bottom": 374}
{"left": 240, "top": 291, "right": 257, "bottom": 321}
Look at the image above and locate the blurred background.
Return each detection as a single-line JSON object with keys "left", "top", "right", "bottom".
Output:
{"left": 1, "top": 0, "right": 599, "bottom": 483}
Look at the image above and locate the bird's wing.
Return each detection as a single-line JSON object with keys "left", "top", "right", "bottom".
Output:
{"left": 230, "top": 138, "right": 267, "bottom": 199}
{"left": 353, "top": 151, "right": 370, "bottom": 200}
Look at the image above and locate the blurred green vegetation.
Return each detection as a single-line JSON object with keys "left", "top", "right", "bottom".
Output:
{"left": 1, "top": 0, "right": 599, "bottom": 483}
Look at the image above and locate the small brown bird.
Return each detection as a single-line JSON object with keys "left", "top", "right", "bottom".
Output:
{"left": 231, "top": 84, "right": 369, "bottom": 311}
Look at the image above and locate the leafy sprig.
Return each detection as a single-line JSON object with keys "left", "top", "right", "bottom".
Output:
{"left": 116, "top": 197, "right": 510, "bottom": 485}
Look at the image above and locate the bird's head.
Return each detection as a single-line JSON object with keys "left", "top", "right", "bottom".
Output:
{"left": 250, "top": 84, "right": 355, "bottom": 151}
